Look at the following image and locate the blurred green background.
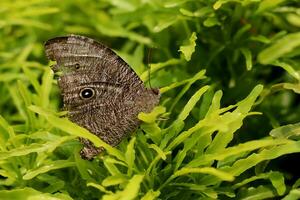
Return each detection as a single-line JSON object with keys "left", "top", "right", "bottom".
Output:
{"left": 1, "top": 0, "right": 300, "bottom": 199}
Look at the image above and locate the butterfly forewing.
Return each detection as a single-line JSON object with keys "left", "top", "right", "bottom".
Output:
{"left": 46, "top": 35, "right": 143, "bottom": 83}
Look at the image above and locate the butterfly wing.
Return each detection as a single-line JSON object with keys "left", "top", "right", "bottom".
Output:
{"left": 45, "top": 35, "right": 144, "bottom": 91}
{"left": 45, "top": 35, "right": 160, "bottom": 159}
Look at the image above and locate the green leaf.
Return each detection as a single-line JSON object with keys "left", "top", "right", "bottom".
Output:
{"left": 187, "top": 139, "right": 291, "bottom": 167}
{"left": 179, "top": 8, "right": 195, "bottom": 17}
{"left": 102, "top": 174, "right": 128, "bottom": 187}
{"left": 19, "top": 7, "right": 60, "bottom": 17}
{"left": 103, "top": 157, "right": 122, "bottom": 176}
{"left": 102, "top": 174, "right": 144, "bottom": 200}
{"left": 179, "top": 32, "right": 197, "bottom": 61}
{"left": 140, "top": 123, "right": 162, "bottom": 144}
{"left": 109, "top": 0, "right": 136, "bottom": 11}
{"left": 258, "top": 32, "right": 300, "bottom": 64}
{"left": 140, "top": 59, "right": 182, "bottom": 81}
{"left": 148, "top": 144, "right": 167, "bottom": 160}
{"left": 293, "top": 178, "right": 300, "bottom": 189}
{"left": 174, "top": 167, "right": 234, "bottom": 181}
{"left": 160, "top": 167, "right": 234, "bottom": 189}
{"left": 153, "top": 16, "right": 179, "bottom": 33}
{"left": 282, "top": 189, "right": 300, "bottom": 200}
{"left": 233, "top": 171, "right": 281, "bottom": 189}
{"left": 141, "top": 190, "right": 160, "bottom": 200}
{"left": 271, "top": 61, "right": 300, "bottom": 80}
{"left": 125, "top": 137, "right": 136, "bottom": 176}
{"left": 236, "top": 84, "right": 264, "bottom": 114}
{"left": 287, "top": 13, "right": 300, "bottom": 27}
{"left": 159, "top": 119, "right": 185, "bottom": 149}
{"left": 234, "top": 24, "right": 252, "bottom": 42}
{"left": 213, "top": 0, "right": 230, "bottom": 10}
{"left": 17, "top": 81, "right": 37, "bottom": 129}
{"left": 269, "top": 171, "right": 286, "bottom": 195}
{"left": 0, "top": 73, "right": 25, "bottom": 82}
{"left": 240, "top": 48, "right": 253, "bottom": 71}
{"left": 206, "top": 90, "right": 223, "bottom": 116}
{"left": 0, "top": 136, "right": 73, "bottom": 160}
{"left": 95, "top": 12, "right": 152, "bottom": 45}
{"left": 22, "top": 66, "right": 41, "bottom": 94}
{"left": 160, "top": 71, "right": 207, "bottom": 94}
{"left": 179, "top": 7, "right": 212, "bottom": 18}
{"left": 40, "top": 67, "right": 54, "bottom": 108}
{"left": 0, "top": 187, "right": 73, "bottom": 200}
{"left": 138, "top": 106, "right": 166, "bottom": 123}
{"left": 250, "top": 35, "right": 271, "bottom": 44}
{"left": 203, "top": 17, "right": 220, "bottom": 27}
{"left": 237, "top": 185, "right": 276, "bottom": 200}
{"left": 177, "top": 85, "right": 209, "bottom": 121}
{"left": 205, "top": 85, "right": 263, "bottom": 154}
{"left": 16, "top": 44, "right": 34, "bottom": 63}
{"left": 87, "top": 182, "right": 112, "bottom": 194}
{"left": 282, "top": 83, "right": 300, "bottom": 94}
{"left": 0, "top": 167, "right": 17, "bottom": 186}
{"left": 270, "top": 122, "right": 300, "bottom": 139}
{"left": 225, "top": 140, "right": 300, "bottom": 177}
{"left": 169, "top": 70, "right": 207, "bottom": 113}
{"left": 23, "top": 160, "right": 75, "bottom": 180}
{"left": 37, "top": 174, "right": 65, "bottom": 193}
{"left": 0, "top": 115, "right": 15, "bottom": 144}
{"left": 256, "top": 0, "right": 286, "bottom": 13}
{"left": 163, "top": 0, "right": 189, "bottom": 8}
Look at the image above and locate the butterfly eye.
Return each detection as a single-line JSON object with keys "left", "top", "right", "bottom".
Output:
{"left": 80, "top": 88, "right": 95, "bottom": 99}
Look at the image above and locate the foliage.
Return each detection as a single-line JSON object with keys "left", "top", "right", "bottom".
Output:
{"left": 1, "top": 0, "right": 300, "bottom": 199}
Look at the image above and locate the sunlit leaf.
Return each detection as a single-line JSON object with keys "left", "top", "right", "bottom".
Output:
{"left": 179, "top": 32, "right": 197, "bottom": 61}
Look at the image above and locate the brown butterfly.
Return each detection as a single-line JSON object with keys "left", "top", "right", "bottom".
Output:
{"left": 45, "top": 35, "right": 160, "bottom": 160}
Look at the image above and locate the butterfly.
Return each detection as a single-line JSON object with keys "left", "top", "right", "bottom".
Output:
{"left": 45, "top": 35, "right": 160, "bottom": 160}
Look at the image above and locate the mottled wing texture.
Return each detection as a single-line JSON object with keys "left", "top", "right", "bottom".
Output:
{"left": 45, "top": 35, "right": 160, "bottom": 160}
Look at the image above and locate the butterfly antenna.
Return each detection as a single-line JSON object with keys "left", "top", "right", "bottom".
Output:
{"left": 147, "top": 48, "right": 153, "bottom": 89}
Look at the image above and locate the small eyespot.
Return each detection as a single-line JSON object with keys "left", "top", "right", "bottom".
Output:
{"left": 80, "top": 88, "right": 95, "bottom": 99}
{"left": 75, "top": 63, "right": 80, "bottom": 69}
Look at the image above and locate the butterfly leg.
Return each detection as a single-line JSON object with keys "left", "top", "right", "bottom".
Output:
{"left": 79, "top": 138, "right": 103, "bottom": 160}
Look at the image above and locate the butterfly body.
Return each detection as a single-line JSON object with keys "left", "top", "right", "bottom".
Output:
{"left": 45, "top": 35, "right": 160, "bottom": 160}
